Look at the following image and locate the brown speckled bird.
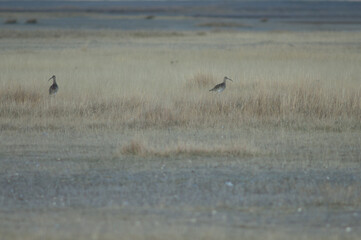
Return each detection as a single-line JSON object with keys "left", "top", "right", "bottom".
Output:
{"left": 48, "top": 75, "right": 59, "bottom": 96}
{"left": 209, "top": 76, "right": 233, "bottom": 93}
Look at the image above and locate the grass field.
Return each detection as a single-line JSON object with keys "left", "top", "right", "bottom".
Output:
{"left": 0, "top": 28, "right": 361, "bottom": 239}
{"left": 1, "top": 29, "right": 361, "bottom": 130}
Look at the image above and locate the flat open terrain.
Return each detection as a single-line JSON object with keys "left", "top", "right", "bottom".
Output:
{"left": 0, "top": 28, "right": 361, "bottom": 239}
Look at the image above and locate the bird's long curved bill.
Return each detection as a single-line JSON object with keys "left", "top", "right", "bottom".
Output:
{"left": 227, "top": 78, "right": 233, "bottom": 81}
{"left": 48, "top": 77, "right": 53, "bottom": 81}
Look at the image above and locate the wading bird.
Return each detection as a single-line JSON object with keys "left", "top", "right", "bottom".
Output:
{"left": 209, "top": 76, "right": 233, "bottom": 93}
{"left": 48, "top": 75, "right": 58, "bottom": 95}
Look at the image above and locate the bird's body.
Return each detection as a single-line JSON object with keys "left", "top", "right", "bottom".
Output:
{"left": 209, "top": 76, "right": 233, "bottom": 93}
{"left": 48, "top": 75, "right": 58, "bottom": 95}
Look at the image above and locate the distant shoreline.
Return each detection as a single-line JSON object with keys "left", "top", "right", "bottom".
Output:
{"left": 1, "top": 1, "right": 361, "bottom": 18}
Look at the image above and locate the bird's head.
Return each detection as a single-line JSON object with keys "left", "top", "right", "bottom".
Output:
{"left": 224, "top": 76, "right": 233, "bottom": 82}
{"left": 48, "top": 75, "right": 56, "bottom": 81}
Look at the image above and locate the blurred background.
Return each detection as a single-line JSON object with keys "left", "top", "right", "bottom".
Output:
{"left": 1, "top": 0, "right": 361, "bottom": 32}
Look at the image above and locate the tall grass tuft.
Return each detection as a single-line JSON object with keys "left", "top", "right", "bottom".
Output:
{"left": 0, "top": 86, "right": 42, "bottom": 104}
{"left": 119, "top": 138, "right": 261, "bottom": 157}
{"left": 185, "top": 73, "right": 216, "bottom": 89}
{"left": 120, "top": 138, "right": 149, "bottom": 156}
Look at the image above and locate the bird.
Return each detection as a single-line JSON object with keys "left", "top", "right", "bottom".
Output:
{"left": 209, "top": 76, "right": 233, "bottom": 93}
{"left": 48, "top": 75, "right": 58, "bottom": 95}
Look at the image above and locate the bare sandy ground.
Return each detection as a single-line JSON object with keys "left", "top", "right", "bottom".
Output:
{"left": 0, "top": 128, "right": 360, "bottom": 240}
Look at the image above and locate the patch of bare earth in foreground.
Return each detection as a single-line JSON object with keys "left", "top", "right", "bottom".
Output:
{"left": 0, "top": 128, "right": 360, "bottom": 240}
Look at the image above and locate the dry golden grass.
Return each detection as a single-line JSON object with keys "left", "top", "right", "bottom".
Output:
{"left": 0, "top": 30, "right": 361, "bottom": 130}
{"left": 185, "top": 72, "right": 216, "bottom": 89}
{"left": 0, "top": 85, "right": 41, "bottom": 104}
{"left": 119, "top": 137, "right": 260, "bottom": 157}
{"left": 0, "top": 78, "right": 360, "bottom": 130}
